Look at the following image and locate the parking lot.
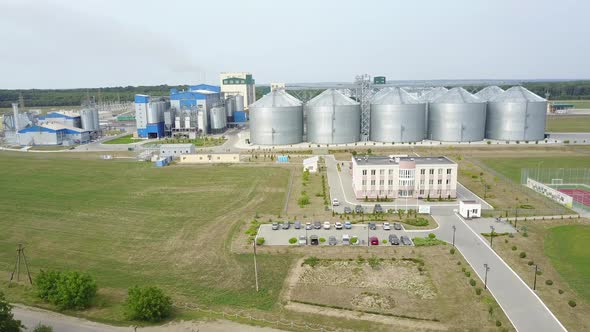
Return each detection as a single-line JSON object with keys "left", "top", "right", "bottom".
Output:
{"left": 257, "top": 222, "right": 413, "bottom": 246}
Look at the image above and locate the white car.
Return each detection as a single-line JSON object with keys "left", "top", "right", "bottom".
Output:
{"left": 323, "top": 221, "right": 331, "bottom": 230}
{"left": 342, "top": 234, "right": 350, "bottom": 245}
{"left": 298, "top": 235, "right": 307, "bottom": 245}
{"left": 335, "top": 222, "right": 343, "bottom": 230}
{"left": 332, "top": 198, "right": 340, "bottom": 206}
{"left": 383, "top": 222, "right": 391, "bottom": 230}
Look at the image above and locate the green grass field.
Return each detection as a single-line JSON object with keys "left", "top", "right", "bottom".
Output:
{"left": 556, "top": 100, "right": 590, "bottom": 109}
{"left": 480, "top": 157, "right": 590, "bottom": 182}
{"left": 102, "top": 134, "right": 143, "bottom": 144}
{"left": 544, "top": 225, "right": 590, "bottom": 303}
{"left": 0, "top": 152, "right": 291, "bottom": 322}
{"left": 145, "top": 137, "right": 226, "bottom": 147}
{"left": 546, "top": 115, "right": 590, "bottom": 132}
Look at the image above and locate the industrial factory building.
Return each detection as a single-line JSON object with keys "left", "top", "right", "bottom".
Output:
{"left": 135, "top": 95, "right": 169, "bottom": 138}
{"left": 159, "top": 144, "right": 195, "bottom": 158}
{"left": 351, "top": 156, "right": 458, "bottom": 199}
{"left": 38, "top": 111, "right": 82, "bottom": 128}
{"left": 220, "top": 72, "right": 256, "bottom": 110}
{"left": 17, "top": 123, "right": 90, "bottom": 145}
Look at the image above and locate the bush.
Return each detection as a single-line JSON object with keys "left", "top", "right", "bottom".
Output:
{"left": 35, "top": 270, "right": 97, "bottom": 310}
{"left": 350, "top": 237, "right": 358, "bottom": 244}
{"left": 0, "top": 291, "right": 23, "bottom": 332}
{"left": 496, "top": 320, "right": 502, "bottom": 327}
{"left": 558, "top": 289, "right": 564, "bottom": 294}
{"left": 527, "top": 260, "right": 534, "bottom": 266}
{"left": 450, "top": 248, "right": 456, "bottom": 255}
{"left": 303, "top": 256, "right": 320, "bottom": 268}
{"left": 125, "top": 286, "right": 172, "bottom": 322}
{"left": 469, "top": 279, "right": 476, "bottom": 287}
{"left": 428, "top": 233, "right": 436, "bottom": 239}
{"left": 465, "top": 271, "right": 471, "bottom": 277}
{"left": 461, "top": 267, "right": 466, "bottom": 272}
{"left": 475, "top": 287, "right": 482, "bottom": 295}
{"left": 519, "top": 252, "right": 527, "bottom": 258}
{"left": 33, "top": 324, "right": 53, "bottom": 332}
{"left": 512, "top": 245, "right": 517, "bottom": 251}
{"left": 545, "top": 280, "right": 553, "bottom": 286}
{"left": 403, "top": 217, "right": 429, "bottom": 226}
{"left": 319, "top": 237, "right": 326, "bottom": 243}
{"left": 256, "top": 237, "right": 265, "bottom": 245}
{"left": 568, "top": 300, "right": 577, "bottom": 308}
{"left": 288, "top": 237, "right": 297, "bottom": 244}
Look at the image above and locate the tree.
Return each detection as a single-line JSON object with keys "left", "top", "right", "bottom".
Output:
{"left": 36, "top": 270, "right": 97, "bottom": 310}
{"left": 0, "top": 291, "right": 23, "bottom": 332}
{"left": 125, "top": 286, "right": 172, "bottom": 322}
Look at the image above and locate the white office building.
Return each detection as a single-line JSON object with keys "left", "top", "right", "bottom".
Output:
{"left": 351, "top": 156, "right": 458, "bottom": 199}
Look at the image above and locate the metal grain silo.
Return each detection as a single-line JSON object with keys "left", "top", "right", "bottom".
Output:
{"left": 420, "top": 87, "right": 448, "bottom": 135}
{"left": 147, "top": 104, "right": 159, "bottom": 124}
{"left": 91, "top": 109, "right": 100, "bottom": 131}
{"left": 249, "top": 90, "right": 303, "bottom": 145}
{"left": 235, "top": 95, "right": 245, "bottom": 113}
{"left": 209, "top": 106, "right": 227, "bottom": 133}
{"left": 486, "top": 86, "right": 547, "bottom": 141}
{"left": 370, "top": 87, "right": 426, "bottom": 142}
{"left": 306, "top": 89, "right": 360, "bottom": 144}
{"left": 225, "top": 96, "right": 235, "bottom": 118}
{"left": 475, "top": 86, "right": 504, "bottom": 102}
{"left": 428, "top": 87, "right": 486, "bottom": 142}
{"left": 80, "top": 109, "right": 95, "bottom": 131}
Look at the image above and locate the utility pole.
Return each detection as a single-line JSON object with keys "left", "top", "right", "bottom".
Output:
{"left": 489, "top": 225, "right": 495, "bottom": 249}
{"left": 253, "top": 239, "right": 259, "bottom": 292}
{"left": 533, "top": 264, "right": 539, "bottom": 290}
{"left": 452, "top": 225, "right": 456, "bottom": 247}
{"left": 484, "top": 263, "right": 490, "bottom": 289}
{"left": 10, "top": 243, "right": 32, "bottom": 284}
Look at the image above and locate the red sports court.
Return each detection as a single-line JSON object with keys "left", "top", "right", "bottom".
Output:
{"left": 558, "top": 188, "right": 590, "bottom": 207}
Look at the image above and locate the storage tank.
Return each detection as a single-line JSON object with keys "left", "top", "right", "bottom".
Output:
{"left": 235, "top": 95, "right": 245, "bottom": 113}
{"left": 147, "top": 104, "right": 159, "bottom": 124}
{"left": 91, "top": 109, "right": 100, "bottom": 131}
{"left": 419, "top": 87, "right": 448, "bottom": 134}
{"left": 486, "top": 86, "right": 547, "bottom": 141}
{"left": 306, "top": 89, "right": 360, "bottom": 144}
{"left": 475, "top": 86, "right": 504, "bottom": 102}
{"left": 428, "top": 87, "right": 486, "bottom": 142}
{"left": 370, "top": 87, "right": 426, "bottom": 142}
{"left": 225, "top": 96, "right": 235, "bottom": 118}
{"left": 249, "top": 90, "right": 303, "bottom": 145}
{"left": 209, "top": 106, "right": 227, "bottom": 133}
{"left": 80, "top": 109, "right": 95, "bottom": 131}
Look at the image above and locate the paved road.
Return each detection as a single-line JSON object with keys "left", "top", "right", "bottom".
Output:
{"left": 13, "top": 305, "right": 127, "bottom": 332}
{"left": 421, "top": 214, "right": 566, "bottom": 332}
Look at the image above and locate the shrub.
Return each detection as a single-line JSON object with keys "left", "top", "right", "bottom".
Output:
{"left": 0, "top": 291, "right": 23, "bottom": 332}
{"left": 319, "top": 237, "right": 326, "bottom": 243}
{"left": 475, "top": 287, "right": 482, "bottom": 295}
{"left": 545, "top": 280, "right": 553, "bottom": 286}
{"left": 35, "top": 270, "right": 97, "bottom": 310}
{"left": 511, "top": 246, "right": 517, "bottom": 251}
{"left": 428, "top": 233, "right": 436, "bottom": 239}
{"left": 527, "top": 260, "right": 534, "bottom": 266}
{"left": 33, "top": 324, "right": 53, "bottom": 332}
{"left": 382, "top": 239, "right": 388, "bottom": 244}
{"left": 496, "top": 320, "right": 502, "bottom": 327}
{"left": 288, "top": 237, "right": 297, "bottom": 244}
{"left": 350, "top": 237, "right": 358, "bottom": 244}
{"left": 256, "top": 237, "right": 265, "bottom": 245}
{"left": 465, "top": 271, "right": 471, "bottom": 277}
{"left": 568, "top": 300, "right": 577, "bottom": 308}
{"left": 457, "top": 261, "right": 462, "bottom": 265}
{"left": 303, "top": 256, "right": 320, "bottom": 268}
{"left": 558, "top": 289, "right": 564, "bottom": 294}
{"left": 125, "top": 286, "right": 172, "bottom": 322}
{"left": 450, "top": 248, "right": 456, "bottom": 255}
{"left": 462, "top": 267, "right": 466, "bottom": 272}
{"left": 519, "top": 252, "right": 527, "bottom": 258}
{"left": 469, "top": 279, "right": 476, "bottom": 287}
{"left": 367, "top": 256, "right": 381, "bottom": 269}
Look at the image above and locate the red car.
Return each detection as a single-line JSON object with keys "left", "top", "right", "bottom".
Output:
{"left": 370, "top": 236, "right": 379, "bottom": 246}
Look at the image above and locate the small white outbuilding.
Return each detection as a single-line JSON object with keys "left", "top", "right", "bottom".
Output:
{"left": 303, "top": 156, "right": 319, "bottom": 173}
{"left": 459, "top": 200, "right": 481, "bottom": 219}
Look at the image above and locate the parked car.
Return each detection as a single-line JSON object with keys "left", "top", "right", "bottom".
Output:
{"left": 343, "top": 207, "right": 352, "bottom": 214}
{"left": 344, "top": 221, "right": 352, "bottom": 229}
{"left": 323, "top": 221, "right": 331, "bottom": 230}
{"left": 313, "top": 221, "right": 322, "bottom": 229}
{"left": 342, "top": 234, "right": 350, "bottom": 245}
{"left": 351, "top": 235, "right": 359, "bottom": 245}
{"left": 355, "top": 205, "right": 363, "bottom": 213}
{"left": 328, "top": 236, "right": 337, "bottom": 246}
{"left": 368, "top": 222, "right": 377, "bottom": 230}
{"left": 272, "top": 222, "right": 279, "bottom": 230}
{"left": 383, "top": 222, "right": 391, "bottom": 230}
{"left": 401, "top": 236, "right": 412, "bottom": 246}
{"left": 298, "top": 235, "right": 307, "bottom": 245}
{"left": 335, "top": 222, "right": 343, "bottom": 230}
{"left": 370, "top": 236, "right": 379, "bottom": 246}
{"left": 373, "top": 204, "right": 383, "bottom": 214}
{"left": 305, "top": 222, "right": 313, "bottom": 230}
{"left": 282, "top": 221, "right": 290, "bottom": 229}
{"left": 294, "top": 221, "right": 301, "bottom": 229}
{"left": 310, "top": 235, "right": 319, "bottom": 246}
{"left": 393, "top": 222, "right": 402, "bottom": 230}
{"left": 388, "top": 234, "right": 400, "bottom": 245}
{"left": 332, "top": 198, "right": 340, "bottom": 206}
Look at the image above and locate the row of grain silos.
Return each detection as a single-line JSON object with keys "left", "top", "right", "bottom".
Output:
{"left": 248, "top": 86, "right": 547, "bottom": 145}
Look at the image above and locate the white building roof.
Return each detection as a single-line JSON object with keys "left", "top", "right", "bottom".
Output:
{"left": 41, "top": 123, "right": 88, "bottom": 133}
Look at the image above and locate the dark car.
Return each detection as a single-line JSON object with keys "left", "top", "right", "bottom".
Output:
{"left": 370, "top": 236, "right": 379, "bottom": 246}
{"left": 294, "top": 221, "right": 301, "bottom": 229}
{"left": 313, "top": 221, "right": 322, "bottom": 229}
{"left": 400, "top": 236, "right": 412, "bottom": 246}
{"left": 282, "top": 221, "right": 290, "bottom": 229}
{"left": 393, "top": 222, "right": 402, "bottom": 230}
{"left": 310, "top": 235, "right": 319, "bottom": 246}
{"left": 328, "top": 236, "right": 337, "bottom": 246}
{"left": 343, "top": 207, "right": 352, "bottom": 214}
{"left": 373, "top": 204, "right": 383, "bottom": 214}
{"left": 368, "top": 222, "right": 377, "bottom": 230}
{"left": 354, "top": 205, "right": 363, "bottom": 213}
{"left": 388, "top": 234, "right": 400, "bottom": 245}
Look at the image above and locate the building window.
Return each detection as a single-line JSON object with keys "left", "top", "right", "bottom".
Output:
{"left": 388, "top": 180, "right": 393, "bottom": 185}
{"left": 379, "top": 180, "right": 384, "bottom": 185}
{"left": 438, "top": 179, "right": 442, "bottom": 184}
{"left": 362, "top": 180, "right": 366, "bottom": 185}
{"left": 389, "top": 169, "right": 394, "bottom": 175}
{"left": 419, "top": 189, "right": 424, "bottom": 195}
{"left": 438, "top": 168, "right": 443, "bottom": 175}
{"left": 380, "top": 169, "right": 385, "bottom": 175}
{"left": 429, "top": 169, "right": 434, "bottom": 175}
{"left": 447, "top": 168, "right": 452, "bottom": 175}
{"left": 446, "top": 179, "right": 450, "bottom": 184}
{"left": 420, "top": 169, "right": 425, "bottom": 175}
{"left": 420, "top": 179, "right": 424, "bottom": 185}
{"left": 371, "top": 180, "right": 375, "bottom": 185}
{"left": 362, "top": 169, "right": 367, "bottom": 175}
{"left": 371, "top": 169, "right": 376, "bottom": 176}
{"left": 429, "top": 179, "right": 433, "bottom": 185}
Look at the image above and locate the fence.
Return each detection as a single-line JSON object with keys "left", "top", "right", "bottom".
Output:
{"left": 173, "top": 302, "right": 337, "bottom": 332}
{"left": 521, "top": 168, "right": 590, "bottom": 212}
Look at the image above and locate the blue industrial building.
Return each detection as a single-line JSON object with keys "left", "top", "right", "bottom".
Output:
{"left": 17, "top": 123, "right": 90, "bottom": 145}
{"left": 135, "top": 94, "right": 168, "bottom": 138}
{"left": 169, "top": 85, "right": 221, "bottom": 112}
{"left": 38, "top": 111, "right": 82, "bottom": 128}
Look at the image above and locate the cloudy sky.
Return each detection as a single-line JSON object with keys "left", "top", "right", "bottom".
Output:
{"left": 1, "top": 0, "right": 589, "bottom": 88}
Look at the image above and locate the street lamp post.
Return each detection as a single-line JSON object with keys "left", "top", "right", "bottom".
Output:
{"left": 452, "top": 225, "right": 456, "bottom": 247}
{"left": 489, "top": 225, "right": 495, "bottom": 249}
{"left": 533, "top": 264, "right": 539, "bottom": 290}
{"left": 483, "top": 264, "right": 490, "bottom": 289}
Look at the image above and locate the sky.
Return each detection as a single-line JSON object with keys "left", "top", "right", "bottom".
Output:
{"left": 0, "top": 0, "right": 589, "bottom": 89}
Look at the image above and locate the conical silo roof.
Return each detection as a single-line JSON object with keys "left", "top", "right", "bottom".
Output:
{"left": 371, "top": 87, "right": 422, "bottom": 105}
{"left": 475, "top": 86, "right": 504, "bottom": 101}
{"left": 433, "top": 87, "right": 483, "bottom": 104}
{"left": 489, "top": 86, "right": 546, "bottom": 103}
{"left": 250, "top": 90, "right": 302, "bottom": 108}
{"left": 419, "top": 87, "right": 448, "bottom": 102}
{"left": 306, "top": 89, "right": 358, "bottom": 107}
